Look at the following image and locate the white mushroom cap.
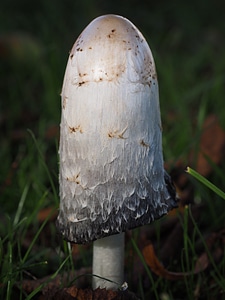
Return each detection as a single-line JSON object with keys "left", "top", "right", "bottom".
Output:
{"left": 57, "top": 14, "right": 177, "bottom": 244}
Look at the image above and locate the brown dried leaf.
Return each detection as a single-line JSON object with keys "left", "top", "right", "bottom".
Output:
{"left": 20, "top": 271, "right": 139, "bottom": 299}
{"left": 194, "top": 229, "right": 225, "bottom": 273}
{"left": 143, "top": 229, "right": 225, "bottom": 280}
{"left": 20, "top": 268, "right": 91, "bottom": 297}
{"left": 160, "top": 205, "right": 201, "bottom": 264}
{"left": 37, "top": 207, "right": 58, "bottom": 222}
{"left": 45, "top": 124, "right": 59, "bottom": 140}
{"left": 195, "top": 115, "right": 225, "bottom": 176}
{"left": 45, "top": 286, "right": 139, "bottom": 300}
{"left": 194, "top": 252, "right": 209, "bottom": 273}
{"left": 65, "top": 286, "right": 93, "bottom": 299}
{"left": 142, "top": 243, "right": 188, "bottom": 280}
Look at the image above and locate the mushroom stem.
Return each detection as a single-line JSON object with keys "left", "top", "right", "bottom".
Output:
{"left": 92, "top": 233, "right": 125, "bottom": 289}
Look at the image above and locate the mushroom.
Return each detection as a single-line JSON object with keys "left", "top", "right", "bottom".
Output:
{"left": 56, "top": 14, "right": 177, "bottom": 290}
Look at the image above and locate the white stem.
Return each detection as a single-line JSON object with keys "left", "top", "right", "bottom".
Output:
{"left": 92, "top": 232, "right": 125, "bottom": 289}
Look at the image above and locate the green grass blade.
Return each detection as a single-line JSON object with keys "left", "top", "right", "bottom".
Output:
{"left": 6, "top": 241, "right": 13, "bottom": 300}
{"left": 131, "top": 238, "right": 159, "bottom": 300}
{"left": 27, "top": 129, "right": 58, "bottom": 202}
{"left": 21, "top": 217, "right": 49, "bottom": 264}
{"left": 25, "top": 256, "right": 70, "bottom": 300}
{"left": 186, "top": 167, "right": 225, "bottom": 200}
{"left": 188, "top": 208, "right": 225, "bottom": 287}
{"left": 13, "top": 184, "right": 29, "bottom": 227}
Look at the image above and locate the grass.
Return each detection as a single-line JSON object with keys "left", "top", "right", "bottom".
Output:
{"left": 187, "top": 167, "right": 225, "bottom": 200}
{"left": 1, "top": 0, "right": 225, "bottom": 299}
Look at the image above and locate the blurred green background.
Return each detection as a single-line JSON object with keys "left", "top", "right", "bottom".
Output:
{"left": 1, "top": 0, "right": 225, "bottom": 119}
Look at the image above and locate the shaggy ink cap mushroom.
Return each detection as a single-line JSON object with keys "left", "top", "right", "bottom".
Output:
{"left": 57, "top": 14, "right": 177, "bottom": 244}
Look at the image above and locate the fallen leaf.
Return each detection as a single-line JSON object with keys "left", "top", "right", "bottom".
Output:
{"left": 160, "top": 204, "right": 201, "bottom": 264}
{"left": 143, "top": 228, "right": 225, "bottom": 281}
{"left": 194, "top": 229, "right": 225, "bottom": 273}
{"left": 37, "top": 207, "right": 58, "bottom": 222}
{"left": 20, "top": 270, "right": 140, "bottom": 299}
{"left": 45, "top": 124, "right": 59, "bottom": 140}
{"left": 195, "top": 115, "right": 225, "bottom": 176}
{"left": 143, "top": 243, "right": 188, "bottom": 280}
{"left": 194, "top": 252, "right": 209, "bottom": 273}
{"left": 20, "top": 268, "right": 91, "bottom": 296}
